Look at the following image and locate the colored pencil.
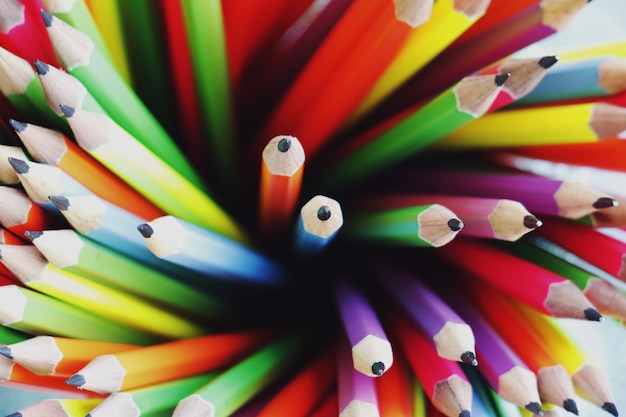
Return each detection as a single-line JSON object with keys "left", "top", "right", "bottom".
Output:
{"left": 137, "top": 214, "right": 285, "bottom": 285}
{"left": 5, "top": 398, "right": 102, "bottom": 417}
{"left": 59, "top": 105, "right": 247, "bottom": 243}
{"left": 405, "top": 169, "right": 618, "bottom": 220}
{"left": 342, "top": 203, "right": 464, "bottom": 247}
{"left": 259, "top": 135, "right": 306, "bottom": 237}
{"left": 314, "top": 72, "right": 509, "bottom": 191}
{"left": 0, "top": 185, "right": 66, "bottom": 235}
{"left": 26, "top": 228, "right": 234, "bottom": 321}
{"left": 372, "top": 264, "right": 477, "bottom": 366}
{"left": 0, "top": 243, "right": 206, "bottom": 341}
{"left": 332, "top": 277, "right": 393, "bottom": 377}
{"left": 171, "top": 328, "right": 315, "bottom": 417}
{"left": 437, "top": 238, "right": 602, "bottom": 321}
{"left": 65, "top": 330, "right": 270, "bottom": 394}
{"left": 293, "top": 194, "right": 344, "bottom": 256}
{"left": 0, "top": 144, "right": 26, "bottom": 184}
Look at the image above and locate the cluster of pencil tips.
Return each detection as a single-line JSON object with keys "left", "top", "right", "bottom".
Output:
{"left": 0, "top": 0, "right": 625, "bottom": 416}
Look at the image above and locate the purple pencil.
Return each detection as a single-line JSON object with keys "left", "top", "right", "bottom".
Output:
{"left": 332, "top": 277, "right": 393, "bottom": 377}
{"left": 404, "top": 169, "right": 616, "bottom": 219}
{"left": 336, "top": 332, "right": 380, "bottom": 417}
{"left": 373, "top": 264, "right": 477, "bottom": 366}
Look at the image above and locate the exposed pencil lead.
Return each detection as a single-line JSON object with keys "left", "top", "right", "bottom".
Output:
{"left": 523, "top": 215, "right": 542, "bottom": 229}
{"left": 602, "top": 402, "right": 619, "bottom": 417}
{"left": 538, "top": 55, "right": 559, "bottom": 69}
{"left": 49, "top": 195, "right": 70, "bottom": 211}
{"left": 7, "top": 157, "right": 29, "bottom": 174}
{"left": 317, "top": 205, "right": 331, "bottom": 221}
{"left": 448, "top": 218, "right": 464, "bottom": 232}
{"left": 39, "top": 9, "right": 53, "bottom": 27}
{"left": 0, "top": 346, "right": 13, "bottom": 359}
{"left": 24, "top": 231, "right": 43, "bottom": 241}
{"left": 65, "top": 374, "right": 86, "bottom": 387}
{"left": 563, "top": 398, "right": 579, "bottom": 415}
{"left": 494, "top": 72, "right": 511, "bottom": 87}
{"left": 5, "top": 412, "right": 22, "bottom": 417}
{"left": 459, "top": 409, "right": 471, "bottom": 417}
{"left": 137, "top": 223, "right": 154, "bottom": 238}
{"left": 8, "top": 119, "right": 27, "bottom": 133}
{"left": 525, "top": 401, "right": 543, "bottom": 416}
{"left": 593, "top": 197, "right": 618, "bottom": 209}
{"left": 33, "top": 59, "right": 49, "bottom": 75}
{"left": 59, "top": 104, "right": 75, "bottom": 118}
{"left": 584, "top": 307, "right": 602, "bottom": 322}
{"left": 371, "top": 361, "right": 385, "bottom": 376}
{"left": 277, "top": 137, "right": 292, "bottom": 152}
{"left": 460, "top": 351, "right": 478, "bottom": 366}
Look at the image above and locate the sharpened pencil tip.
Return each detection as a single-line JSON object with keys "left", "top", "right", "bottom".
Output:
{"left": 371, "top": 361, "right": 385, "bottom": 376}
{"left": 24, "top": 231, "right": 43, "bottom": 241}
{"left": 277, "top": 137, "right": 291, "bottom": 152}
{"left": 563, "top": 398, "right": 579, "bottom": 415}
{"left": 137, "top": 223, "right": 154, "bottom": 238}
{"left": 459, "top": 409, "right": 471, "bottom": 417}
{"left": 460, "top": 351, "right": 478, "bottom": 366}
{"left": 39, "top": 9, "right": 53, "bottom": 27}
{"left": 317, "top": 205, "right": 331, "bottom": 221}
{"left": 523, "top": 215, "right": 542, "bottom": 229}
{"left": 7, "top": 157, "right": 29, "bottom": 174}
{"left": 593, "top": 197, "right": 618, "bottom": 209}
{"left": 0, "top": 346, "right": 13, "bottom": 359}
{"left": 525, "top": 401, "right": 543, "bottom": 416}
{"left": 8, "top": 119, "right": 26, "bottom": 133}
{"left": 538, "top": 55, "right": 559, "bottom": 69}
{"left": 602, "top": 402, "right": 618, "bottom": 416}
{"left": 49, "top": 195, "right": 70, "bottom": 211}
{"left": 59, "top": 104, "right": 75, "bottom": 118}
{"left": 494, "top": 72, "right": 510, "bottom": 86}
{"left": 33, "top": 59, "right": 49, "bottom": 75}
{"left": 65, "top": 374, "right": 86, "bottom": 387}
{"left": 5, "top": 412, "right": 22, "bottom": 417}
{"left": 448, "top": 218, "right": 464, "bottom": 232}
{"left": 584, "top": 308, "right": 602, "bottom": 322}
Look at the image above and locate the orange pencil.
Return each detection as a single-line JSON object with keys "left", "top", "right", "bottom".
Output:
{"left": 0, "top": 185, "right": 66, "bottom": 236}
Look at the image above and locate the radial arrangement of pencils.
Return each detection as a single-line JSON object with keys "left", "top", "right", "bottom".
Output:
{"left": 0, "top": 0, "right": 625, "bottom": 416}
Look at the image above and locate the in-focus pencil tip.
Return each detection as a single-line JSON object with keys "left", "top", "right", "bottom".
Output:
{"left": 538, "top": 55, "right": 559, "bottom": 69}
{"left": 23, "top": 231, "right": 42, "bottom": 241}
{"left": 49, "top": 195, "right": 70, "bottom": 211}
{"left": 7, "top": 157, "right": 29, "bottom": 174}
{"left": 584, "top": 308, "right": 602, "bottom": 322}
{"left": 523, "top": 215, "right": 542, "bottom": 229}
{"left": 448, "top": 218, "right": 464, "bottom": 232}
{"left": 65, "top": 374, "right": 86, "bottom": 387}
{"left": 371, "top": 361, "right": 385, "bottom": 376}
{"left": 563, "top": 398, "right": 579, "bottom": 415}
{"left": 39, "top": 9, "right": 53, "bottom": 27}
{"left": 33, "top": 59, "right": 49, "bottom": 75}
{"left": 317, "top": 205, "right": 331, "bottom": 221}
{"left": 137, "top": 223, "right": 154, "bottom": 238}
{"left": 59, "top": 104, "right": 75, "bottom": 118}
{"left": 8, "top": 119, "right": 26, "bottom": 133}
{"left": 277, "top": 137, "right": 291, "bottom": 152}
{"left": 460, "top": 351, "right": 478, "bottom": 366}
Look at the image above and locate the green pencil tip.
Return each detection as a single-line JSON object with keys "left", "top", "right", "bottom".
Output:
{"left": 459, "top": 410, "right": 471, "bottom": 417}
{"left": 317, "top": 205, "right": 331, "bottom": 221}
{"left": 448, "top": 218, "right": 464, "bottom": 232}
{"left": 460, "top": 351, "right": 478, "bottom": 366}
{"left": 33, "top": 59, "right": 49, "bottom": 75}
{"left": 59, "top": 104, "right": 75, "bottom": 118}
{"left": 49, "top": 196, "right": 70, "bottom": 211}
{"left": 602, "top": 402, "right": 618, "bottom": 416}
{"left": 525, "top": 401, "right": 543, "bottom": 416}
{"left": 39, "top": 9, "right": 53, "bottom": 27}
{"left": 277, "top": 137, "right": 292, "bottom": 152}
{"left": 0, "top": 346, "right": 13, "bottom": 359}
{"left": 538, "top": 56, "right": 559, "bottom": 69}
{"left": 584, "top": 308, "right": 602, "bottom": 322}
{"left": 137, "top": 223, "right": 154, "bottom": 238}
{"left": 494, "top": 72, "right": 510, "bottom": 86}
{"left": 8, "top": 119, "right": 26, "bottom": 133}
{"left": 24, "top": 231, "right": 43, "bottom": 241}
{"left": 7, "top": 157, "right": 29, "bottom": 174}
{"left": 371, "top": 361, "right": 385, "bottom": 376}
{"left": 65, "top": 374, "right": 86, "bottom": 387}
{"left": 593, "top": 197, "right": 618, "bottom": 209}
{"left": 523, "top": 215, "right": 542, "bottom": 229}
{"left": 563, "top": 398, "right": 579, "bottom": 415}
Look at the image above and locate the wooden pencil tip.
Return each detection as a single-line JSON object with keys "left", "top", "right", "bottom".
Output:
{"left": 7, "top": 157, "right": 29, "bottom": 174}
{"left": 563, "top": 398, "right": 579, "bottom": 415}
{"left": 0, "top": 346, "right": 13, "bottom": 359}
{"left": 137, "top": 223, "right": 154, "bottom": 238}
{"left": 371, "top": 361, "right": 385, "bottom": 376}
{"left": 23, "top": 231, "right": 43, "bottom": 241}
{"left": 277, "top": 137, "right": 292, "bottom": 152}
{"left": 59, "top": 104, "right": 75, "bottom": 118}
{"left": 49, "top": 195, "right": 70, "bottom": 211}
{"left": 593, "top": 197, "right": 618, "bottom": 209}
{"left": 602, "top": 402, "right": 618, "bottom": 417}
{"left": 460, "top": 351, "right": 478, "bottom": 366}
{"left": 317, "top": 205, "right": 331, "bottom": 221}
{"left": 448, "top": 218, "right": 464, "bottom": 232}
{"left": 538, "top": 55, "right": 559, "bottom": 69}
{"left": 494, "top": 72, "right": 511, "bottom": 87}
{"left": 584, "top": 308, "right": 602, "bottom": 322}
{"left": 459, "top": 409, "right": 471, "bottom": 417}
{"left": 39, "top": 9, "right": 53, "bottom": 27}
{"left": 65, "top": 374, "right": 86, "bottom": 387}
{"left": 525, "top": 402, "right": 543, "bottom": 416}
{"left": 8, "top": 119, "right": 26, "bottom": 133}
{"left": 523, "top": 215, "right": 542, "bottom": 229}
{"left": 33, "top": 59, "right": 49, "bottom": 75}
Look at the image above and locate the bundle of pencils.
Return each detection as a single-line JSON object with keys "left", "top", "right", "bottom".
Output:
{"left": 0, "top": 0, "right": 625, "bottom": 416}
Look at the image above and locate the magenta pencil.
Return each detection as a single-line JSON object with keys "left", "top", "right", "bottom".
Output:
{"left": 372, "top": 263, "right": 477, "bottom": 366}
{"left": 336, "top": 332, "right": 380, "bottom": 417}
{"left": 332, "top": 277, "right": 393, "bottom": 377}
